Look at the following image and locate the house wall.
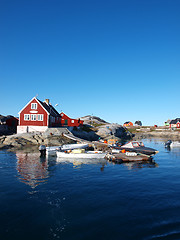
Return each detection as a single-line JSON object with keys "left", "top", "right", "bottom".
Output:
{"left": 177, "top": 122, "right": 180, "bottom": 128}
{"left": 123, "top": 122, "right": 133, "bottom": 127}
{"left": 6, "top": 117, "right": 19, "bottom": 127}
{"left": 19, "top": 98, "right": 48, "bottom": 126}
{"left": 61, "top": 118, "right": 83, "bottom": 127}
{"left": 60, "top": 112, "right": 83, "bottom": 127}
{"left": 170, "top": 124, "right": 177, "bottom": 128}
{"left": 17, "top": 125, "right": 48, "bottom": 133}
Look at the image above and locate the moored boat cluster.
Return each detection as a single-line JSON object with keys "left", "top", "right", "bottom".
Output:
{"left": 39, "top": 141, "right": 158, "bottom": 163}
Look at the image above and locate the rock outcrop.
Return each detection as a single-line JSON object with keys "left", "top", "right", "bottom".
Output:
{"left": 0, "top": 130, "right": 74, "bottom": 150}
{"left": 96, "top": 123, "right": 134, "bottom": 140}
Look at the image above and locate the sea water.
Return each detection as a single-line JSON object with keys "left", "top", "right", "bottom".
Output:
{"left": 1, "top": 139, "right": 180, "bottom": 240}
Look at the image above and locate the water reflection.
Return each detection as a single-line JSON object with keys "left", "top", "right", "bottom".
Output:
{"left": 16, "top": 151, "right": 49, "bottom": 188}
{"left": 56, "top": 157, "right": 107, "bottom": 171}
{"left": 111, "top": 159, "right": 158, "bottom": 170}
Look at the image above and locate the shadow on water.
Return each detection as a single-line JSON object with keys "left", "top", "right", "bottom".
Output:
{"left": 165, "top": 146, "right": 180, "bottom": 158}
{"left": 121, "top": 160, "right": 158, "bottom": 170}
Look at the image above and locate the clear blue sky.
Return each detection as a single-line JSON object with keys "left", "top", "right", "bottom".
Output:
{"left": 0, "top": 0, "right": 180, "bottom": 126}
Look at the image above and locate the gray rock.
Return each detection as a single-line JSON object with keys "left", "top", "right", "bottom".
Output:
{"left": 97, "top": 123, "right": 133, "bottom": 140}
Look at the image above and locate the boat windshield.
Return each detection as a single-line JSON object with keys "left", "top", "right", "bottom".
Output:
{"left": 132, "top": 142, "right": 139, "bottom": 147}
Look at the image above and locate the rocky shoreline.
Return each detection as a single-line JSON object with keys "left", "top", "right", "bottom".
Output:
{"left": 1, "top": 124, "right": 179, "bottom": 151}
{"left": 132, "top": 129, "right": 180, "bottom": 140}
{"left": 0, "top": 124, "right": 133, "bottom": 150}
{"left": 0, "top": 133, "right": 74, "bottom": 150}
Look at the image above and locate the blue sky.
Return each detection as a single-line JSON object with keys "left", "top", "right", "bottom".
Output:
{"left": 0, "top": 0, "right": 180, "bottom": 126}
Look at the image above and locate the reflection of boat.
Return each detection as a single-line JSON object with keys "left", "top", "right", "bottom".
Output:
{"left": 113, "top": 141, "right": 158, "bottom": 156}
{"left": 121, "top": 160, "right": 158, "bottom": 170}
{"left": 56, "top": 149, "right": 106, "bottom": 159}
{"left": 165, "top": 140, "right": 180, "bottom": 148}
{"left": 56, "top": 157, "right": 107, "bottom": 166}
{"left": 39, "top": 143, "right": 89, "bottom": 156}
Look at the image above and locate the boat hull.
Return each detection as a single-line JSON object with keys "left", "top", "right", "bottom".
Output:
{"left": 114, "top": 146, "right": 158, "bottom": 156}
{"left": 165, "top": 140, "right": 180, "bottom": 148}
{"left": 45, "top": 143, "right": 89, "bottom": 156}
{"left": 56, "top": 151, "right": 106, "bottom": 159}
{"left": 106, "top": 152, "right": 151, "bottom": 162}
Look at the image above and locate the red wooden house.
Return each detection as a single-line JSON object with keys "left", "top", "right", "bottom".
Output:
{"left": 17, "top": 97, "right": 61, "bottom": 133}
{"left": 0, "top": 115, "right": 19, "bottom": 134}
{"left": 169, "top": 118, "right": 180, "bottom": 129}
{"left": 123, "top": 121, "right": 133, "bottom": 127}
{"left": 60, "top": 112, "right": 83, "bottom": 127}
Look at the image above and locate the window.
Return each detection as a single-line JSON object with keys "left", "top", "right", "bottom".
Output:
{"left": 24, "top": 114, "right": 30, "bottom": 121}
{"left": 37, "top": 114, "right": 43, "bottom": 121}
{"left": 71, "top": 120, "right": 74, "bottom": 123}
{"left": 31, "top": 103, "right": 37, "bottom": 109}
{"left": 132, "top": 142, "right": 139, "bottom": 147}
{"left": 31, "top": 114, "right": 36, "bottom": 121}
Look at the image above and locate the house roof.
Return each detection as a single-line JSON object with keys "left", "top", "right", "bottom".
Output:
{"left": 170, "top": 118, "right": 180, "bottom": 124}
{"left": 18, "top": 97, "right": 60, "bottom": 117}
{"left": 0, "top": 115, "right": 17, "bottom": 124}
{"left": 124, "top": 121, "right": 131, "bottom": 124}
{"left": 60, "top": 112, "right": 71, "bottom": 119}
{"left": 37, "top": 99, "right": 59, "bottom": 117}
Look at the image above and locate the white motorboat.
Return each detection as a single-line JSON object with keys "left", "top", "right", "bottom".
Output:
{"left": 165, "top": 140, "right": 180, "bottom": 148}
{"left": 39, "top": 143, "right": 89, "bottom": 156}
{"left": 61, "top": 143, "right": 89, "bottom": 151}
{"left": 113, "top": 141, "right": 158, "bottom": 156}
{"left": 56, "top": 149, "right": 106, "bottom": 159}
{"left": 46, "top": 146, "right": 61, "bottom": 155}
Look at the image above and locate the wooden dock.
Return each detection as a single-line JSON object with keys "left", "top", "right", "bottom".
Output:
{"left": 106, "top": 152, "right": 151, "bottom": 163}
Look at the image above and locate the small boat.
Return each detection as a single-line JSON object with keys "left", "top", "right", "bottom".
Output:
{"left": 106, "top": 151, "right": 151, "bottom": 163}
{"left": 46, "top": 146, "right": 61, "bottom": 155}
{"left": 61, "top": 143, "right": 89, "bottom": 151}
{"left": 39, "top": 143, "right": 89, "bottom": 156}
{"left": 165, "top": 140, "right": 180, "bottom": 148}
{"left": 56, "top": 149, "right": 106, "bottom": 159}
{"left": 113, "top": 141, "right": 158, "bottom": 157}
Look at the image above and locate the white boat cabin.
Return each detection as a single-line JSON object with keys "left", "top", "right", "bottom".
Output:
{"left": 122, "top": 141, "right": 144, "bottom": 148}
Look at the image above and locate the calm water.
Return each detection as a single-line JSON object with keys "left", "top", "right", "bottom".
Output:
{"left": 1, "top": 139, "right": 180, "bottom": 240}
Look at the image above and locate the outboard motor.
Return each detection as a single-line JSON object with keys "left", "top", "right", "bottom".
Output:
{"left": 39, "top": 145, "right": 46, "bottom": 156}
{"left": 165, "top": 140, "right": 172, "bottom": 148}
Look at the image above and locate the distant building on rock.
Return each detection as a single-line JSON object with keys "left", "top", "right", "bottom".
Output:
{"left": 60, "top": 112, "right": 83, "bottom": 127}
{"left": 135, "top": 120, "right": 142, "bottom": 126}
{"left": 123, "top": 121, "right": 133, "bottom": 127}
{"left": 0, "top": 115, "right": 19, "bottom": 134}
{"left": 169, "top": 118, "right": 180, "bottom": 129}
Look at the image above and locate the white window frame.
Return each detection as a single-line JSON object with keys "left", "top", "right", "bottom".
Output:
{"left": 31, "top": 114, "right": 36, "bottom": 121}
{"left": 24, "top": 114, "right": 30, "bottom": 121}
{"left": 37, "top": 114, "right": 44, "bottom": 121}
{"left": 31, "top": 103, "right": 37, "bottom": 109}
